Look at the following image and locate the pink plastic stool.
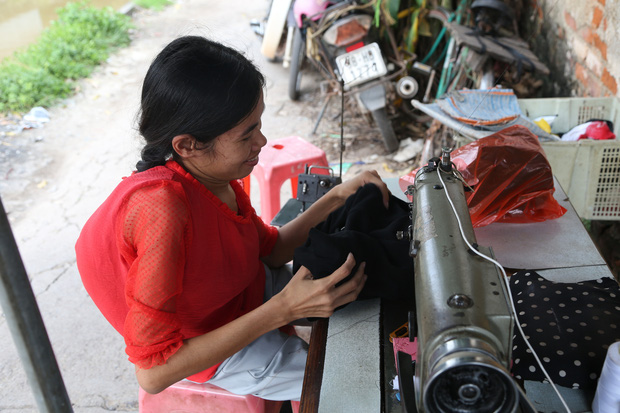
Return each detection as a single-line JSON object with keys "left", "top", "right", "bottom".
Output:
{"left": 138, "top": 381, "right": 285, "bottom": 413}
{"left": 243, "top": 136, "right": 329, "bottom": 223}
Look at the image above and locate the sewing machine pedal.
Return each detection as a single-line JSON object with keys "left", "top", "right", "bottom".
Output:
{"left": 397, "top": 351, "right": 418, "bottom": 413}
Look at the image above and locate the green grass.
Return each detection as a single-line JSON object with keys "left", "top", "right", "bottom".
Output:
{"left": 0, "top": 1, "right": 133, "bottom": 113}
{"left": 134, "top": 0, "right": 173, "bottom": 12}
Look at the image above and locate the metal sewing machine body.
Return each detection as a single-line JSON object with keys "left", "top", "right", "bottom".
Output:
{"left": 400, "top": 151, "right": 531, "bottom": 412}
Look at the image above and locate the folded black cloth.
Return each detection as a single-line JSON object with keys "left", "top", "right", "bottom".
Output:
{"left": 509, "top": 270, "right": 620, "bottom": 390}
{"left": 293, "top": 183, "right": 414, "bottom": 301}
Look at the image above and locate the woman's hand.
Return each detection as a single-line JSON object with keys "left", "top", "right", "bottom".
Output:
{"left": 275, "top": 253, "right": 367, "bottom": 321}
{"left": 335, "top": 170, "right": 390, "bottom": 209}
{"left": 264, "top": 169, "right": 390, "bottom": 268}
{"left": 136, "top": 257, "right": 366, "bottom": 394}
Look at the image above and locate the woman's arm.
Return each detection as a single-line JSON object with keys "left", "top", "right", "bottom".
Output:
{"left": 262, "top": 170, "right": 390, "bottom": 268}
{"left": 136, "top": 253, "right": 366, "bottom": 394}
{"left": 132, "top": 174, "right": 379, "bottom": 393}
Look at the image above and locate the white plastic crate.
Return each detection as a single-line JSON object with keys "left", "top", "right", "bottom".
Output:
{"left": 518, "top": 97, "right": 620, "bottom": 220}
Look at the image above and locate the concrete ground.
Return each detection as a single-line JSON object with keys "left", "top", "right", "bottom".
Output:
{"left": 3, "top": 1, "right": 617, "bottom": 411}
{"left": 0, "top": 0, "right": 400, "bottom": 411}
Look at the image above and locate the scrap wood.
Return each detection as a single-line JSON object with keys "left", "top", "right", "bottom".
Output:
{"left": 419, "top": 119, "right": 442, "bottom": 167}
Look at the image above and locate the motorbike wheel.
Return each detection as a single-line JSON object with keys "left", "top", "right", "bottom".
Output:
{"left": 371, "top": 108, "right": 399, "bottom": 153}
{"left": 288, "top": 26, "right": 305, "bottom": 101}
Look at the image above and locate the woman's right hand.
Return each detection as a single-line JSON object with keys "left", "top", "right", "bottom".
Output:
{"left": 275, "top": 253, "right": 367, "bottom": 322}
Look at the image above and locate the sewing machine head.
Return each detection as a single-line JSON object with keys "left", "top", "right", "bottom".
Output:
{"left": 404, "top": 149, "right": 527, "bottom": 412}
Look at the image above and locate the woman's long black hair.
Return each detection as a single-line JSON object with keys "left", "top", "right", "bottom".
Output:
{"left": 136, "top": 36, "right": 265, "bottom": 172}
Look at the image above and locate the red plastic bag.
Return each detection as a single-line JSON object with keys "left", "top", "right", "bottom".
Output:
{"left": 399, "top": 125, "right": 567, "bottom": 227}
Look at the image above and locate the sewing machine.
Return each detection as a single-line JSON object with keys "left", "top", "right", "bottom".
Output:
{"left": 395, "top": 150, "right": 535, "bottom": 412}
{"left": 299, "top": 150, "right": 611, "bottom": 412}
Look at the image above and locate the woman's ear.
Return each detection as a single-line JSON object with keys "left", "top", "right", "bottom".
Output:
{"left": 172, "top": 134, "right": 197, "bottom": 158}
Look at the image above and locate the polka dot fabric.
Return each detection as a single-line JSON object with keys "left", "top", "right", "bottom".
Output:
{"left": 509, "top": 270, "right": 620, "bottom": 389}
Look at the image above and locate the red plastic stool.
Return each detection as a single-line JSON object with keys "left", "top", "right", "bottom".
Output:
{"left": 242, "top": 136, "right": 329, "bottom": 223}
{"left": 138, "top": 381, "right": 285, "bottom": 413}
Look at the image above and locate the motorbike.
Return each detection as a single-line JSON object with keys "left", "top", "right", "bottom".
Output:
{"left": 286, "top": 0, "right": 414, "bottom": 153}
{"left": 258, "top": 0, "right": 295, "bottom": 65}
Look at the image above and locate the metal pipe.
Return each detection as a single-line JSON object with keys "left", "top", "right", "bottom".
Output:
{"left": 0, "top": 196, "right": 73, "bottom": 412}
{"left": 311, "top": 94, "right": 332, "bottom": 135}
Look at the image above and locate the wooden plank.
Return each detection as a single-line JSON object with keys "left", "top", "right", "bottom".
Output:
{"left": 300, "top": 318, "right": 329, "bottom": 413}
{"left": 382, "top": 299, "right": 416, "bottom": 413}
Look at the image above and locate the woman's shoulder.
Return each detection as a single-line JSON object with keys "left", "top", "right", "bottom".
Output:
{"left": 118, "top": 162, "right": 189, "bottom": 198}
{"left": 125, "top": 178, "right": 190, "bottom": 219}
{"left": 97, "top": 163, "right": 192, "bottom": 224}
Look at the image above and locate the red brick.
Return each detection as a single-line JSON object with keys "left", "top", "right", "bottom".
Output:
{"left": 580, "top": 27, "right": 595, "bottom": 44}
{"left": 565, "top": 11, "right": 577, "bottom": 31}
{"left": 597, "top": 0, "right": 605, "bottom": 5}
{"left": 602, "top": 68, "right": 618, "bottom": 95}
{"left": 587, "top": 78, "right": 603, "bottom": 97}
{"left": 575, "top": 62, "right": 588, "bottom": 85}
{"left": 592, "top": 33, "right": 607, "bottom": 60}
{"left": 592, "top": 7, "right": 603, "bottom": 28}
{"left": 585, "top": 52, "right": 603, "bottom": 77}
{"left": 575, "top": 63, "right": 603, "bottom": 97}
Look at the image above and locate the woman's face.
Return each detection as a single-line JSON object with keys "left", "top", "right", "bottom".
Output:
{"left": 189, "top": 94, "right": 267, "bottom": 186}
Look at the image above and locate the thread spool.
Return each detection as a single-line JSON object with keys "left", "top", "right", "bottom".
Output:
{"left": 592, "top": 341, "right": 620, "bottom": 413}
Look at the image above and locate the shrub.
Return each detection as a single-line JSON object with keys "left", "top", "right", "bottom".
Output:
{"left": 0, "top": 1, "right": 133, "bottom": 113}
{"left": 133, "top": 0, "right": 172, "bottom": 12}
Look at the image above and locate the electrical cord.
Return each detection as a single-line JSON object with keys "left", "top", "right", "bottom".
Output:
{"left": 436, "top": 167, "right": 572, "bottom": 413}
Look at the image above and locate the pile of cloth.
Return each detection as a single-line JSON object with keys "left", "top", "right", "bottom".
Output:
{"left": 412, "top": 88, "right": 560, "bottom": 141}
{"left": 412, "top": 87, "right": 617, "bottom": 142}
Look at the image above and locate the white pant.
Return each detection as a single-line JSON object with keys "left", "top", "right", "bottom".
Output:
{"left": 204, "top": 265, "right": 308, "bottom": 401}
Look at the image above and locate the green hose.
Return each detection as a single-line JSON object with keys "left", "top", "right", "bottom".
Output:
{"left": 435, "top": 0, "right": 469, "bottom": 98}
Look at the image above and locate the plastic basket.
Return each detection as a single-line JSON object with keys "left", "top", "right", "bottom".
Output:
{"left": 518, "top": 97, "right": 620, "bottom": 220}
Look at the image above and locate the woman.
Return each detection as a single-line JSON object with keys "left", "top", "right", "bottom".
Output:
{"left": 75, "top": 35, "right": 389, "bottom": 401}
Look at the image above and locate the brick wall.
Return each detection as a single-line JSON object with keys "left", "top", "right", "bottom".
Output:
{"left": 523, "top": 0, "right": 620, "bottom": 98}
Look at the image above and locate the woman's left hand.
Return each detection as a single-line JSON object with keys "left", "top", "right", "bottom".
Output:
{"left": 335, "top": 170, "right": 390, "bottom": 209}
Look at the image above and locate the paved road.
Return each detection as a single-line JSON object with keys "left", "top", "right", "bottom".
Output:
{"left": 0, "top": 0, "right": 339, "bottom": 411}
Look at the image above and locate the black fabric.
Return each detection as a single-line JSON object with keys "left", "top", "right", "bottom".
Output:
{"left": 509, "top": 270, "right": 620, "bottom": 390}
{"left": 293, "top": 183, "right": 414, "bottom": 302}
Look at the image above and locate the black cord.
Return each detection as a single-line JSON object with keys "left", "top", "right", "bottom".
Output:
{"left": 340, "top": 78, "right": 345, "bottom": 179}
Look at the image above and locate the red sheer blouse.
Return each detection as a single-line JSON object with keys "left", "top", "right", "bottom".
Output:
{"left": 76, "top": 160, "right": 278, "bottom": 382}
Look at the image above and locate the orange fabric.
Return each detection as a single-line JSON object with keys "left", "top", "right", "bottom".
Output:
{"left": 121, "top": 183, "right": 189, "bottom": 368}
{"left": 76, "top": 160, "right": 279, "bottom": 382}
